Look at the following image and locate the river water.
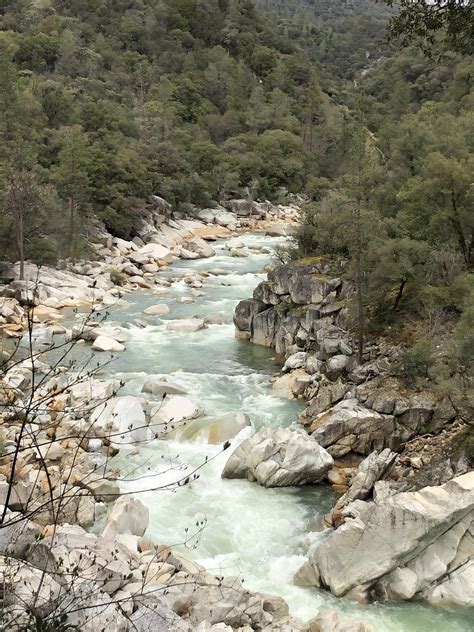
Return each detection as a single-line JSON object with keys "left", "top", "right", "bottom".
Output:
{"left": 74, "top": 233, "right": 471, "bottom": 631}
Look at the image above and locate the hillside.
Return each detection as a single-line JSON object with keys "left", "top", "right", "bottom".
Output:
{"left": 0, "top": 0, "right": 343, "bottom": 260}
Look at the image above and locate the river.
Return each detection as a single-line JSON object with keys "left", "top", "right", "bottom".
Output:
{"left": 71, "top": 232, "right": 472, "bottom": 631}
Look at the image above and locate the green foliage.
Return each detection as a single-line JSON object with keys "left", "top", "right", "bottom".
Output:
{"left": 0, "top": 0, "right": 350, "bottom": 261}
{"left": 393, "top": 340, "right": 436, "bottom": 384}
{"left": 383, "top": 0, "right": 474, "bottom": 56}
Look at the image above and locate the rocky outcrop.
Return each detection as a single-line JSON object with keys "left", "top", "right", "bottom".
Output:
{"left": 297, "top": 472, "right": 474, "bottom": 606}
{"left": 325, "top": 449, "right": 397, "bottom": 527}
{"left": 222, "top": 426, "right": 333, "bottom": 487}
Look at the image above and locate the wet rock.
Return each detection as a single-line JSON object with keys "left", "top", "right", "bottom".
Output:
{"left": 307, "top": 610, "right": 374, "bottom": 632}
{"left": 150, "top": 395, "right": 204, "bottom": 437}
{"left": 300, "top": 472, "right": 474, "bottom": 604}
{"left": 184, "top": 236, "right": 215, "bottom": 258}
{"left": 144, "top": 303, "right": 170, "bottom": 316}
{"left": 142, "top": 377, "right": 187, "bottom": 396}
{"left": 92, "top": 335, "right": 125, "bottom": 352}
{"left": 177, "top": 412, "right": 251, "bottom": 444}
{"left": 204, "top": 312, "right": 225, "bottom": 325}
{"left": 233, "top": 298, "right": 267, "bottom": 333}
{"left": 222, "top": 426, "right": 333, "bottom": 487}
{"left": 166, "top": 318, "right": 207, "bottom": 333}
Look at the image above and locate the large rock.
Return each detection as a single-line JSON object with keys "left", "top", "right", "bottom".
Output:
{"left": 90, "top": 396, "right": 153, "bottom": 447}
{"left": 0, "top": 557, "right": 62, "bottom": 619}
{"left": 134, "top": 243, "right": 173, "bottom": 263}
{"left": 175, "top": 412, "right": 251, "bottom": 444}
{"left": 308, "top": 610, "right": 374, "bottom": 632}
{"left": 299, "top": 472, "right": 474, "bottom": 604}
{"left": 267, "top": 264, "right": 340, "bottom": 305}
{"left": 150, "top": 395, "right": 203, "bottom": 437}
{"left": 144, "top": 303, "right": 170, "bottom": 316}
{"left": 101, "top": 495, "right": 149, "bottom": 538}
{"left": 142, "top": 376, "right": 187, "bottom": 396}
{"left": 92, "top": 335, "right": 125, "bottom": 352}
{"left": 27, "top": 524, "right": 138, "bottom": 595}
{"left": 252, "top": 307, "right": 280, "bottom": 347}
{"left": 184, "top": 236, "right": 215, "bottom": 258}
{"left": 166, "top": 318, "right": 207, "bottom": 333}
{"left": 309, "top": 399, "right": 395, "bottom": 457}
{"left": 52, "top": 584, "right": 129, "bottom": 631}
{"left": 326, "top": 449, "right": 397, "bottom": 527}
{"left": 222, "top": 426, "right": 333, "bottom": 487}
{"left": 233, "top": 298, "right": 267, "bottom": 333}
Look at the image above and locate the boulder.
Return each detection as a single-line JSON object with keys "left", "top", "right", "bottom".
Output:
{"left": 252, "top": 307, "right": 279, "bottom": 347}
{"left": 92, "top": 335, "right": 125, "bottom": 352}
{"left": 309, "top": 399, "right": 395, "bottom": 457}
{"left": 144, "top": 304, "right": 170, "bottom": 316}
{"left": 267, "top": 264, "right": 340, "bottom": 305}
{"left": 0, "top": 557, "right": 62, "bottom": 619}
{"left": 101, "top": 495, "right": 149, "bottom": 538}
{"left": 27, "top": 524, "right": 138, "bottom": 595}
{"left": 135, "top": 243, "right": 173, "bottom": 263}
{"left": 272, "top": 369, "right": 309, "bottom": 399}
{"left": 283, "top": 352, "right": 308, "bottom": 372}
{"left": 222, "top": 426, "right": 333, "bottom": 487}
{"left": 166, "top": 318, "right": 207, "bottom": 333}
{"left": 0, "top": 510, "right": 41, "bottom": 558}
{"left": 422, "top": 558, "right": 474, "bottom": 606}
{"left": 325, "top": 449, "right": 397, "bottom": 527}
{"left": 142, "top": 377, "right": 187, "bottom": 396}
{"left": 68, "top": 377, "right": 120, "bottom": 407}
{"left": 300, "top": 472, "right": 474, "bottom": 603}
{"left": 175, "top": 412, "right": 251, "bottom": 444}
{"left": 52, "top": 584, "right": 129, "bottom": 631}
{"left": 184, "top": 237, "right": 215, "bottom": 258}
{"left": 130, "top": 602, "right": 193, "bottom": 631}
{"left": 265, "top": 222, "right": 291, "bottom": 237}
{"left": 90, "top": 396, "right": 153, "bottom": 447}
{"left": 233, "top": 298, "right": 267, "bottom": 333}
{"left": 308, "top": 610, "right": 374, "bottom": 632}
{"left": 326, "top": 354, "right": 349, "bottom": 380}
{"left": 150, "top": 395, "right": 203, "bottom": 437}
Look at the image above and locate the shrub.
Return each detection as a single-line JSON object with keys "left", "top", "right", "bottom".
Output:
{"left": 393, "top": 340, "right": 435, "bottom": 383}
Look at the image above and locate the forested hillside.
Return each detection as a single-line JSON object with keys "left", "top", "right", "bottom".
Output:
{"left": 0, "top": 0, "right": 345, "bottom": 260}
{"left": 272, "top": 2, "right": 473, "bottom": 426}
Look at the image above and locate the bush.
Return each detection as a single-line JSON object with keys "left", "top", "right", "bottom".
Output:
{"left": 393, "top": 340, "right": 435, "bottom": 383}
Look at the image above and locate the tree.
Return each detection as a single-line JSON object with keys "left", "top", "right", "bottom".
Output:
{"left": 398, "top": 152, "right": 473, "bottom": 268}
{"left": 2, "top": 158, "right": 40, "bottom": 280}
{"left": 382, "top": 0, "right": 474, "bottom": 55}
{"left": 52, "top": 126, "right": 93, "bottom": 259}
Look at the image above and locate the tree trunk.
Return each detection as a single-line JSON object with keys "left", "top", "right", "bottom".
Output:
{"left": 68, "top": 196, "right": 75, "bottom": 259}
{"left": 392, "top": 278, "right": 407, "bottom": 314}
{"left": 15, "top": 207, "right": 25, "bottom": 281}
{"left": 355, "top": 209, "right": 364, "bottom": 364}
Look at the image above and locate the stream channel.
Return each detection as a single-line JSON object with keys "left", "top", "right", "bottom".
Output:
{"left": 65, "top": 232, "right": 472, "bottom": 631}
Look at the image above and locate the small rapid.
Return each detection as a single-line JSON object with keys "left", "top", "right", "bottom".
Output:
{"left": 89, "top": 232, "right": 472, "bottom": 631}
